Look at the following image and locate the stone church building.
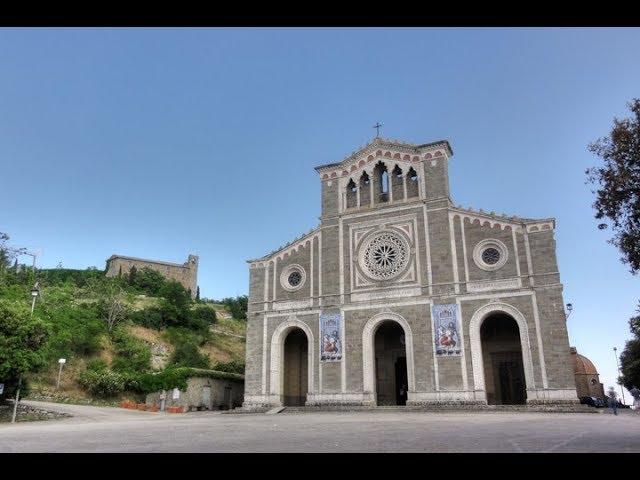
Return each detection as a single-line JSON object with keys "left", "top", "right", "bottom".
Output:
{"left": 243, "top": 137, "right": 578, "bottom": 408}
{"left": 106, "top": 254, "right": 199, "bottom": 298}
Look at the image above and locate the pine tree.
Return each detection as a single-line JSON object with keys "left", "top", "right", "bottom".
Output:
{"left": 128, "top": 265, "right": 137, "bottom": 286}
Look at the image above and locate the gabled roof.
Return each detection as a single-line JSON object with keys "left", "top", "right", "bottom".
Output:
{"left": 107, "top": 254, "right": 190, "bottom": 269}
{"left": 314, "top": 137, "right": 453, "bottom": 173}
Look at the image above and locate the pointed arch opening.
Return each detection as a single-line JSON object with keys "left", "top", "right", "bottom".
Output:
{"left": 359, "top": 171, "right": 371, "bottom": 206}
{"left": 346, "top": 178, "right": 357, "bottom": 209}
{"left": 374, "top": 161, "right": 389, "bottom": 204}
{"left": 406, "top": 167, "right": 419, "bottom": 198}
{"left": 391, "top": 165, "right": 404, "bottom": 202}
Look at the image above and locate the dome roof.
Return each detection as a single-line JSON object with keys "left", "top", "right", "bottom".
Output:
{"left": 574, "top": 352, "right": 599, "bottom": 375}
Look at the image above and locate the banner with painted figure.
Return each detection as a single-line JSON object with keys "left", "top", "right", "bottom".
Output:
{"left": 320, "top": 313, "right": 342, "bottom": 362}
{"left": 432, "top": 304, "right": 462, "bottom": 356}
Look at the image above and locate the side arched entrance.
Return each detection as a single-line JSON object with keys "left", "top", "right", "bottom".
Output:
{"left": 269, "top": 319, "right": 315, "bottom": 407}
{"left": 469, "top": 303, "right": 536, "bottom": 405}
{"left": 362, "top": 313, "right": 416, "bottom": 406}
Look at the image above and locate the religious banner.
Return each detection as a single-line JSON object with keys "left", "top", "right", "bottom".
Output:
{"left": 432, "top": 304, "right": 462, "bottom": 356}
{"left": 319, "top": 313, "right": 342, "bottom": 362}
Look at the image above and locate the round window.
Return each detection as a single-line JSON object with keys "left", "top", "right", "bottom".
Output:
{"left": 280, "top": 264, "right": 306, "bottom": 292}
{"left": 288, "top": 271, "right": 302, "bottom": 287}
{"left": 481, "top": 247, "right": 501, "bottom": 265}
{"left": 472, "top": 239, "right": 508, "bottom": 271}
{"left": 358, "top": 230, "right": 410, "bottom": 281}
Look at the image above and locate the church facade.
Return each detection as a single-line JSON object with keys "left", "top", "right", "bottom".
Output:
{"left": 243, "top": 137, "right": 578, "bottom": 408}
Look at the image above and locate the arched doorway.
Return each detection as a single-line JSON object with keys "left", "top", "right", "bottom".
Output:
{"left": 480, "top": 313, "right": 527, "bottom": 405}
{"left": 283, "top": 328, "right": 308, "bottom": 406}
{"left": 374, "top": 321, "right": 408, "bottom": 406}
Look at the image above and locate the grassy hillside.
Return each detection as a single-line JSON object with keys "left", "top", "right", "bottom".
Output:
{"left": 0, "top": 265, "right": 246, "bottom": 406}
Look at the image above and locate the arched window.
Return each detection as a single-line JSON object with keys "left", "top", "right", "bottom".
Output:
{"left": 346, "top": 179, "right": 357, "bottom": 209}
{"left": 359, "top": 172, "right": 371, "bottom": 206}
{"left": 373, "top": 162, "right": 389, "bottom": 204}
{"left": 406, "top": 167, "right": 419, "bottom": 198}
{"left": 391, "top": 165, "right": 404, "bottom": 202}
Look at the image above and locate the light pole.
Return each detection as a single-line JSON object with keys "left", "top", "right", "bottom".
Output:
{"left": 30, "top": 282, "right": 39, "bottom": 315}
{"left": 56, "top": 358, "right": 66, "bottom": 390}
{"left": 613, "top": 347, "right": 626, "bottom": 405}
{"left": 11, "top": 281, "right": 39, "bottom": 424}
{"left": 565, "top": 303, "right": 573, "bottom": 320}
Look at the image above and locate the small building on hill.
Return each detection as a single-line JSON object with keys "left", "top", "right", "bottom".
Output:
{"left": 570, "top": 347, "right": 605, "bottom": 400}
{"left": 145, "top": 370, "right": 244, "bottom": 412}
{"left": 105, "top": 253, "right": 198, "bottom": 298}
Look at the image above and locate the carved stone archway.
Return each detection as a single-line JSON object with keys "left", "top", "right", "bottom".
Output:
{"left": 468, "top": 302, "right": 536, "bottom": 401}
{"left": 362, "top": 312, "right": 416, "bottom": 403}
{"left": 269, "top": 317, "right": 315, "bottom": 406}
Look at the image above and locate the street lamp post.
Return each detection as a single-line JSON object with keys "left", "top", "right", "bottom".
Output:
{"left": 56, "top": 359, "right": 66, "bottom": 390}
{"left": 565, "top": 303, "right": 573, "bottom": 320}
{"left": 613, "top": 347, "right": 626, "bottom": 405}
{"left": 11, "top": 282, "right": 39, "bottom": 424}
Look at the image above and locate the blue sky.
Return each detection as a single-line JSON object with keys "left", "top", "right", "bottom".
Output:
{"left": 1, "top": 28, "right": 639, "bottom": 400}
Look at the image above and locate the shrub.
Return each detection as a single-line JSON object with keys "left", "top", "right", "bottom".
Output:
{"left": 78, "top": 369, "right": 125, "bottom": 397}
{"left": 130, "top": 306, "right": 165, "bottom": 330}
{"left": 213, "top": 360, "right": 245, "bottom": 375}
{"left": 160, "top": 280, "right": 191, "bottom": 310}
{"left": 219, "top": 295, "right": 248, "bottom": 320}
{"left": 86, "top": 358, "right": 108, "bottom": 372}
{"left": 110, "top": 328, "right": 152, "bottom": 373}
{"left": 170, "top": 342, "right": 210, "bottom": 369}
{"left": 192, "top": 304, "right": 217, "bottom": 325}
{"left": 45, "top": 305, "right": 105, "bottom": 359}
{"left": 130, "top": 268, "right": 166, "bottom": 296}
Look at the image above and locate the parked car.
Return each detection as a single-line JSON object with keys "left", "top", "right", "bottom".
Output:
{"left": 580, "top": 396, "right": 605, "bottom": 408}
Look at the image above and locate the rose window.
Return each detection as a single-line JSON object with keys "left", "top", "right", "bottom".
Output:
{"left": 360, "top": 231, "right": 410, "bottom": 280}
{"left": 288, "top": 271, "right": 302, "bottom": 287}
{"left": 481, "top": 247, "right": 501, "bottom": 265}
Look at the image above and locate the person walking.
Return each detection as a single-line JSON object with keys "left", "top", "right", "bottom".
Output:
{"left": 607, "top": 387, "right": 619, "bottom": 415}
{"left": 630, "top": 386, "right": 640, "bottom": 413}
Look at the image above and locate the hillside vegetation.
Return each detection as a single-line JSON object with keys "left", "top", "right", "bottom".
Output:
{"left": 0, "top": 262, "right": 247, "bottom": 406}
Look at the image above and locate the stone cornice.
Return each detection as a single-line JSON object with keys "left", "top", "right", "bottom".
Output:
{"left": 449, "top": 206, "right": 555, "bottom": 232}
{"left": 247, "top": 227, "right": 321, "bottom": 266}
{"left": 314, "top": 137, "right": 453, "bottom": 179}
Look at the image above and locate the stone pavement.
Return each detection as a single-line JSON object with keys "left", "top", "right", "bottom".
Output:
{"left": 0, "top": 401, "right": 638, "bottom": 452}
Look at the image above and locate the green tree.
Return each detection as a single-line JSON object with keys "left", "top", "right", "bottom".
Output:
{"left": 160, "top": 280, "right": 191, "bottom": 311}
{"left": 586, "top": 98, "right": 640, "bottom": 273}
{"left": 170, "top": 342, "right": 210, "bottom": 369}
{"left": 221, "top": 295, "right": 248, "bottom": 320}
{"left": 620, "top": 304, "right": 640, "bottom": 390}
{"left": 0, "top": 300, "right": 50, "bottom": 399}
{"left": 128, "top": 265, "right": 137, "bottom": 287}
{"left": 132, "top": 267, "right": 166, "bottom": 296}
{"left": 90, "top": 278, "right": 129, "bottom": 333}
{"left": 0, "top": 232, "right": 26, "bottom": 277}
{"left": 588, "top": 99, "right": 640, "bottom": 394}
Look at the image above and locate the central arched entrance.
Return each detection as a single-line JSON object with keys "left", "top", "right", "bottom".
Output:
{"left": 480, "top": 313, "right": 527, "bottom": 405}
{"left": 374, "top": 321, "right": 408, "bottom": 406}
{"left": 283, "top": 328, "right": 308, "bottom": 406}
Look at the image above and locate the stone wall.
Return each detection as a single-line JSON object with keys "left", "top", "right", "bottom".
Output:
{"left": 145, "top": 376, "right": 244, "bottom": 411}
{"left": 106, "top": 254, "right": 198, "bottom": 298}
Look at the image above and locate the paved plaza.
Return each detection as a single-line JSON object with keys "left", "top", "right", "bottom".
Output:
{"left": 1, "top": 401, "right": 638, "bottom": 453}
